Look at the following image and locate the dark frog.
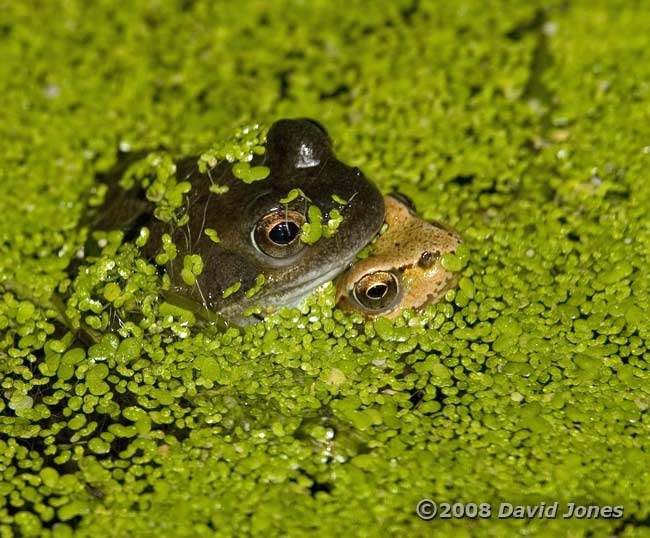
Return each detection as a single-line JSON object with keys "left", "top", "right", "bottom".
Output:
{"left": 88, "top": 119, "right": 385, "bottom": 325}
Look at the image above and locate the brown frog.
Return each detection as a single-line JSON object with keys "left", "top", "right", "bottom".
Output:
{"left": 335, "top": 193, "right": 461, "bottom": 318}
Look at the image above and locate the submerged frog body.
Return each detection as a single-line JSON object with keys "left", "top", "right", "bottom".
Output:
{"left": 335, "top": 194, "right": 461, "bottom": 319}
{"left": 90, "top": 119, "right": 385, "bottom": 325}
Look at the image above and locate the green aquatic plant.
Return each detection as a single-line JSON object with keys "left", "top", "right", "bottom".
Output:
{"left": 2, "top": 1, "right": 650, "bottom": 537}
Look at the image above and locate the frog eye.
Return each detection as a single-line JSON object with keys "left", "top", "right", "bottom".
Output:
{"left": 352, "top": 271, "right": 401, "bottom": 312}
{"left": 253, "top": 209, "right": 306, "bottom": 258}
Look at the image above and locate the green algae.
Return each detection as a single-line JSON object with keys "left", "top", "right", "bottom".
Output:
{"left": 2, "top": 1, "right": 650, "bottom": 537}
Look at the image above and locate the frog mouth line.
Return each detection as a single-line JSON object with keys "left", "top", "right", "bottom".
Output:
{"left": 222, "top": 249, "right": 361, "bottom": 324}
{"left": 273, "top": 256, "right": 357, "bottom": 309}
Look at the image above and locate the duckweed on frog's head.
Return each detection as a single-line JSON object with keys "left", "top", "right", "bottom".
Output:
{"left": 89, "top": 119, "right": 385, "bottom": 325}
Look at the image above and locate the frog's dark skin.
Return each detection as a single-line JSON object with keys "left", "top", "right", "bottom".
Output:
{"left": 88, "top": 119, "right": 385, "bottom": 325}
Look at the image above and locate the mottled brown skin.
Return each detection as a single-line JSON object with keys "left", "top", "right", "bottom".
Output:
{"left": 89, "top": 119, "right": 385, "bottom": 325}
{"left": 335, "top": 194, "right": 462, "bottom": 319}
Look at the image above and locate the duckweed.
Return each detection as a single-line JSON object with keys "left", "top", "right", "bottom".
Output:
{"left": 181, "top": 254, "right": 204, "bottom": 287}
{"left": 300, "top": 205, "right": 324, "bottom": 244}
{"left": 245, "top": 275, "right": 266, "bottom": 299}
{"left": 323, "top": 209, "right": 344, "bottom": 238}
{"left": 198, "top": 124, "right": 267, "bottom": 172}
{"left": 222, "top": 282, "right": 242, "bottom": 299}
{"left": 232, "top": 163, "right": 271, "bottom": 184}
{"left": 2, "top": 1, "right": 650, "bottom": 537}
{"left": 279, "top": 188, "right": 311, "bottom": 204}
{"left": 203, "top": 228, "right": 221, "bottom": 244}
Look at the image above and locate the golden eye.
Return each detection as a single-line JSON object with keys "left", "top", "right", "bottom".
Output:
{"left": 253, "top": 209, "right": 306, "bottom": 258}
{"left": 352, "top": 271, "right": 401, "bottom": 312}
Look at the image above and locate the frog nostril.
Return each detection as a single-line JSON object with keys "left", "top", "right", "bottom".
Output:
{"left": 353, "top": 271, "right": 401, "bottom": 312}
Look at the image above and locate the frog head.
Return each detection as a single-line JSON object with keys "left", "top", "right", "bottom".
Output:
{"left": 151, "top": 119, "right": 385, "bottom": 324}
{"left": 335, "top": 193, "right": 462, "bottom": 319}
